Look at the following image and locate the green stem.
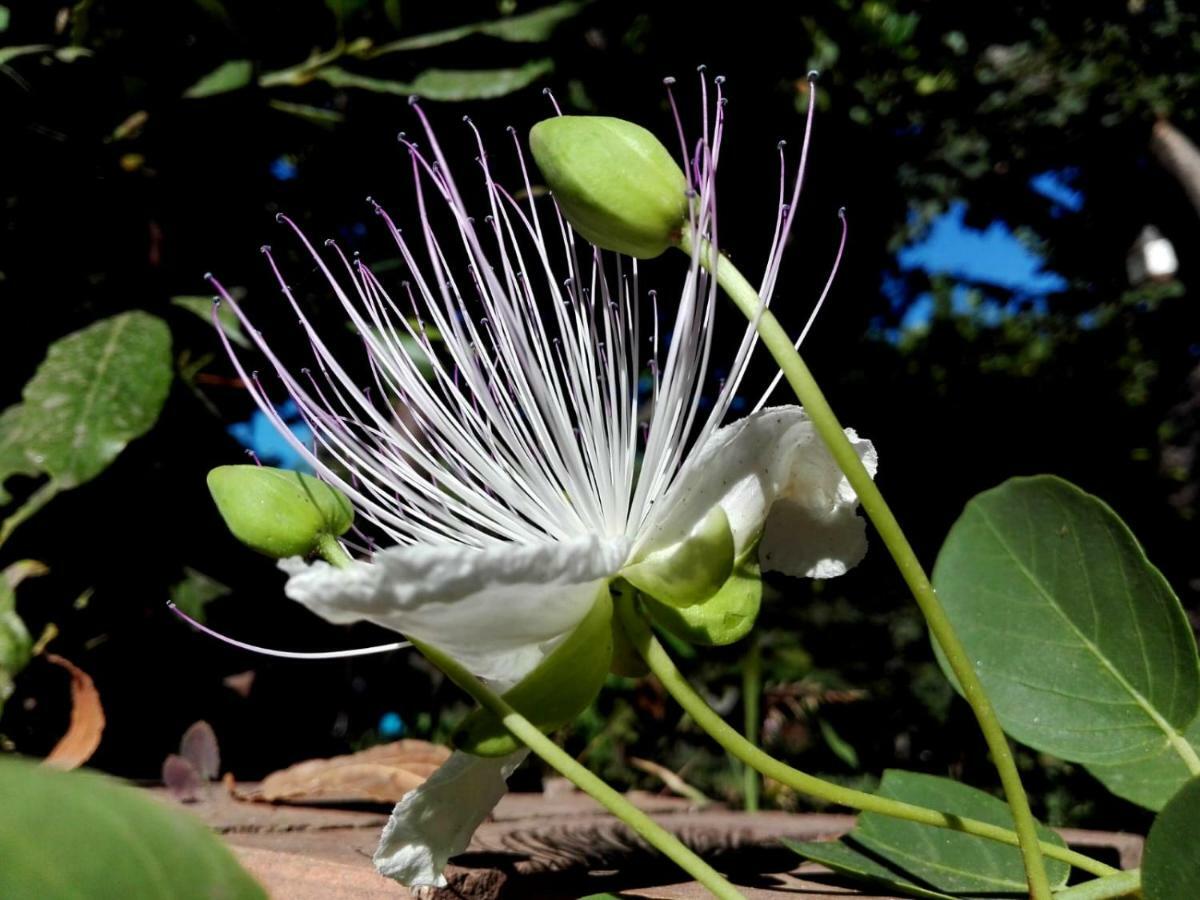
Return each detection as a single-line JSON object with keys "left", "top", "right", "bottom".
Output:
{"left": 614, "top": 593, "right": 1117, "bottom": 881}
{"left": 680, "top": 233, "right": 1054, "bottom": 898}
{"left": 1053, "top": 870, "right": 1141, "bottom": 900}
{"left": 0, "top": 480, "right": 61, "bottom": 551}
{"left": 315, "top": 538, "right": 746, "bottom": 900}
{"left": 742, "top": 636, "right": 761, "bottom": 812}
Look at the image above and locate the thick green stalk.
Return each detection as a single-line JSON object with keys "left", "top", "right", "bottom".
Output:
{"left": 680, "top": 233, "right": 1054, "bottom": 898}
{"left": 316, "top": 538, "right": 746, "bottom": 900}
{"left": 614, "top": 593, "right": 1117, "bottom": 881}
{"left": 742, "top": 636, "right": 761, "bottom": 812}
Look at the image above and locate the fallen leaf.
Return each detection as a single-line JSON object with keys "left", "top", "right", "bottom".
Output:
{"left": 163, "top": 753, "right": 204, "bottom": 801}
{"left": 245, "top": 739, "right": 450, "bottom": 806}
{"left": 180, "top": 720, "right": 220, "bottom": 780}
{"left": 221, "top": 670, "right": 255, "bottom": 698}
{"left": 42, "top": 654, "right": 105, "bottom": 770}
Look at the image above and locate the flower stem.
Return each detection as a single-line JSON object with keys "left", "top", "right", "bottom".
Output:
{"left": 1052, "top": 870, "right": 1141, "bottom": 900}
{"left": 681, "top": 234, "right": 1054, "bottom": 898}
{"left": 314, "top": 539, "right": 746, "bottom": 900}
{"left": 742, "top": 636, "right": 761, "bottom": 812}
{"left": 614, "top": 593, "right": 1117, "bottom": 880}
{"left": 411, "top": 636, "right": 747, "bottom": 900}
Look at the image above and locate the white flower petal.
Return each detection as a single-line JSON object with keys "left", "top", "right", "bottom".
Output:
{"left": 373, "top": 749, "right": 527, "bottom": 887}
{"left": 281, "top": 535, "right": 629, "bottom": 684}
{"left": 634, "top": 405, "right": 876, "bottom": 579}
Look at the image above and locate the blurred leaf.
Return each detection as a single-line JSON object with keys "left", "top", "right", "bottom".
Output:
{"left": 43, "top": 654, "right": 105, "bottom": 770}
{"left": 817, "top": 716, "right": 860, "bottom": 769}
{"left": 0, "top": 562, "right": 43, "bottom": 717}
{"left": 184, "top": 59, "right": 253, "bottom": 98}
{"left": 1143, "top": 777, "right": 1200, "bottom": 900}
{"left": 0, "top": 405, "right": 39, "bottom": 505}
{"left": 788, "top": 770, "right": 1070, "bottom": 896}
{"left": 325, "top": 0, "right": 369, "bottom": 28}
{"left": 1086, "top": 718, "right": 1200, "bottom": 811}
{"left": 180, "top": 720, "right": 220, "bottom": 780}
{"left": 368, "top": 1, "right": 583, "bottom": 54}
{"left": 315, "top": 59, "right": 553, "bottom": 101}
{"left": 266, "top": 98, "right": 344, "bottom": 127}
{"left": 171, "top": 296, "right": 250, "bottom": 348}
{"left": 0, "top": 7, "right": 10, "bottom": 33}
{"left": 189, "top": 0, "right": 233, "bottom": 28}
{"left": 383, "top": 0, "right": 402, "bottom": 30}
{"left": 168, "top": 567, "right": 231, "bottom": 624}
{"left": 0, "top": 756, "right": 266, "bottom": 898}
{"left": 0, "top": 44, "right": 52, "bottom": 65}
{"left": 13, "top": 312, "right": 172, "bottom": 489}
{"left": 933, "top": 476, "right": 1200, "bottom": 766}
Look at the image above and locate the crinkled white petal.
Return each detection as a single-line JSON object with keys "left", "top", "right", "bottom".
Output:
{"left": 633, "top": 405, "right": 876, "bottom": 579}
{"left": 281, "top": 535, "right": 629, "bottom": 684}
{"left": 373, "top": 748, "right": 527, "bottom": 887}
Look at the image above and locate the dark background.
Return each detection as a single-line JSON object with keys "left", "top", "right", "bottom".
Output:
{"left": 3, "top": 0, "right": 1198, "bottom": 833}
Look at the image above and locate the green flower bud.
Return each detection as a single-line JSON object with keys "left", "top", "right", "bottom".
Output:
{"left": 207, "top": 465, "right": 353, "bottom": 559}
{"left": 529, "top": 116, "right": 688, "bottom": 259}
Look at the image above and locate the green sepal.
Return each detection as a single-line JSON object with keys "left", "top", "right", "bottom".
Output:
{"left": 622, "top": 506, "right": 735, "bottom": 608}
{"left": 609, "top": 583, "right": 649, "bottom": 677}
{"left": 207, "top": 465, "right": 353, "bottom": 559}
{"left": 529, "top": 116, "right": 688, "bottom": 259}
{"left": 644, "top": 554, "right": 763, "bottom": 647}
{"left": 453, "top": 587, "right": 613, "bottom": 757}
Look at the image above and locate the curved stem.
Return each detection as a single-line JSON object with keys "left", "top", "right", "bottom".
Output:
{"left": 682, "top": 235, "right": 1055, "bottom": 898}
{"left": 1053, "top": 869, "right": 1141, "bottom": 900}
{"left": 412, "top": 636, "right": 746, "bottom": 900}
{"left": 614, "top": 593, "right": 1117, "bottom": 881}
{"left": 313, "top": 538, "right": 745, "bottom": 899}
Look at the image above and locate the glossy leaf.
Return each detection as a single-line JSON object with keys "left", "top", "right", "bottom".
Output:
{"left": 12, "top": 312, "right": 173, "bottom": 489}
{"left": 0, "top": 756, "right": 265, "bottom": 899}
{"left": 1086, "top": 717, "right": 1200, "bottom": 811}
{"left": 932, "top": 475, "right": 1200, "bottom": 766}
{"left": 453, "top": 588, "right": 612, "bottom": 757}
{"left": 184, "top": 59, "right": 253, "bottom": 98}
{"left": 315, "top": 59, "right": 553, "bottom": 101}
{"left": 789, "top": 770, "right": 1070, "bottom": 896}
{"left": 368, "top": 1, "right": 583, "bottom": 54}
{"left": 1143, "top": 776, "right": 1200, "bottom": 900}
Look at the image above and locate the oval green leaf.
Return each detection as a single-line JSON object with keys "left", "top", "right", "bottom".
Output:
{"left": 184, "top": 60, "right": 253, "bottom": 98}
{"left": 932, "top": 475, "right": 1200, "bottom": 767}
{"left": 1143, "top": 776, "right": 1200, "bottom": 900}
{"left": 0, "top": 756, "right": 265, "bottom": 899}
{"left": 453, "top": 588, "right": 612, "bottom": 757}
{"left": 16, "top": 312, "right": 173, "bottom": 489}
{"left": 788, "top": 770, "right": 1070, "bottom": 896}
{"left": 1086, "top": 717, "right": 1200, "bottom": 811}
{"left": 314, "top": 60, "right": 554, "bottom": 102}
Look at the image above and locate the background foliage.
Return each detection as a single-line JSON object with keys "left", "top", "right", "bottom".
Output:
{"left": 3, "top": 0, "right": 1199, "bottom": 836}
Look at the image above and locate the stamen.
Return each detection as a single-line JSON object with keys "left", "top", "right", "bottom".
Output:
{"left": 541, "top": 86, "right": 563, "bottom": 116}
{"left": 167, "top": 602, "right": 411, "bottom": 660}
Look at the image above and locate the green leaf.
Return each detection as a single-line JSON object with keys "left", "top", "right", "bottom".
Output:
{"left": 1086, "top": 717, "right": 1200, "bottom": 811}
{"left": 0, "top": 45, "right": 53, "bottom": 65}
{"left": 368, "top": 1, "right": 583, "bottom": 54}
{"left": 0, "top": 7, "right": 11, "bottom": 33}
{"left": 266, "top": 99, "right": 344, "bottom": 127}
{"left": 453, "top": 588, "right": 612, "bottom": 757}
{"left": 1143, "top": 776, "right": 1200, "bottom": 900}
{"left": 16, "top": 312, "right": 173, "bottom": 489}
{"left": 168, "top": 567, "right": 231, "bottom": 624}
{"left": 932, "top": 475, "right": 1200, "bottom": 767}
{"left": 0, "top": 756, "right": 266, "bottom": 899}
{"left": 184, "top": 59, "right": 253, "bottom": 98}
{"left": 314, "top": 59, "right": 554, "bottom": 102}
{"left": 0, "top": 405, "right": 39, "bottom": 505}
{"left": 171, "top": 296, "right": 250, "bottom": 348}
{"left": 325, "top": 0, "right": 369, "bottom": 27}
{"left": 788, "top": 771, "right": 1070, "bottom": 896}
{"left": 0, "top": 562, "right": 41, "bottom": 717}
{"left": 784, "top": 839, "right": 956, "bottom": 899}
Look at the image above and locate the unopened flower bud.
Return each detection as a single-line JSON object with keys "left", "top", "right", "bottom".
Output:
{"left": 529, "top": 116, "right": 688, "bottom": 259}
{"left": 207, "top": 465, "right": 353, "bottom": 559}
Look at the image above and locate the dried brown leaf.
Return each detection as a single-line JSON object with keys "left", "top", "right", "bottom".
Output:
{"left": 247, "top": 739, "right": 451, "bottom": 806}
{"left": 163, "top": 753, "right": 205, "bottom": 801}
{"left": 42, "top": 654, "right": 104, "bottom": 770}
